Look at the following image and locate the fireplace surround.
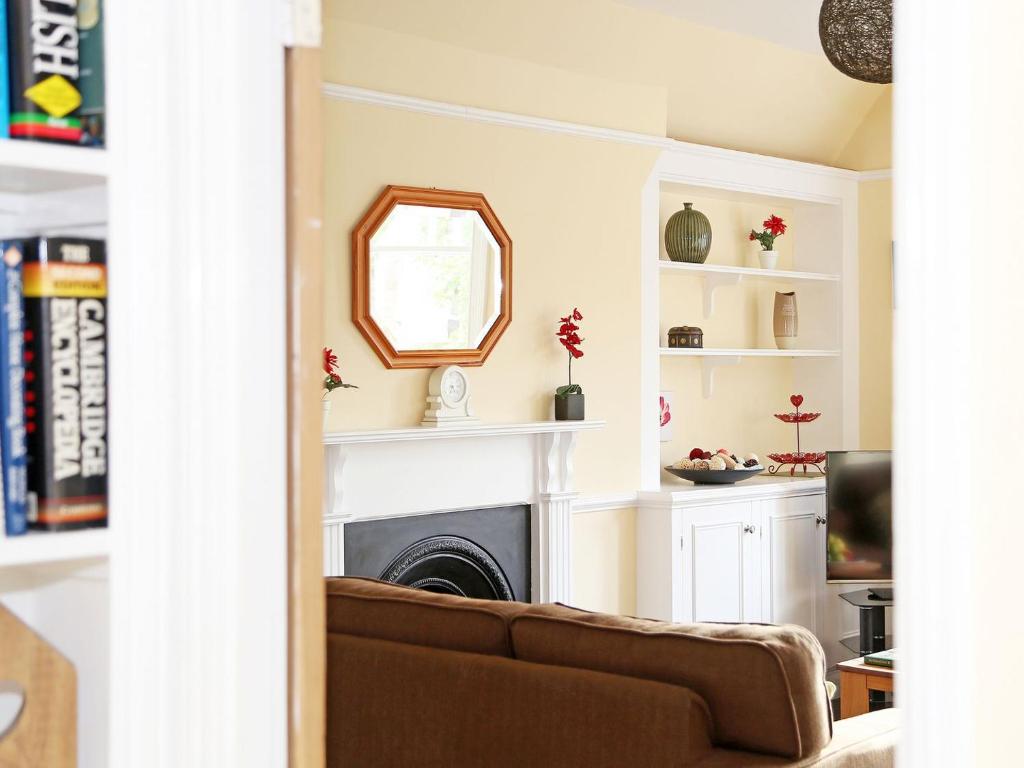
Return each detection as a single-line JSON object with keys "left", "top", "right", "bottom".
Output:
{"left": 323, "top": 420, "right": 603, "bottom": 603}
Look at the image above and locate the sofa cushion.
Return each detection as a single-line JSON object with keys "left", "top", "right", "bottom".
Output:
{"left": 511, "top": 603, "right": 832, "bottom": 760}
{"left": 325, "top": 576, "right": 531, "bottom": 657}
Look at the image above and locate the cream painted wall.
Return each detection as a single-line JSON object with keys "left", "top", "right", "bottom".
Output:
{"left": 837, "top": 89, "right": 893, "bottom": 171}
{"left": 573, "top": 508, "right": 637, "bottom": 614}
{"left": 325, "top": 0, "right": 884, "bottom": 166}
{"left": 857, "top": 180, "right": 893, "bottom": 449}
{"left": 324, "top": 99, "right": 658, "bottom": 496}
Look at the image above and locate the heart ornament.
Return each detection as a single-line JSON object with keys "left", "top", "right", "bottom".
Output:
{"left": 790, "top": 394, "right": 804, "bottom": 408}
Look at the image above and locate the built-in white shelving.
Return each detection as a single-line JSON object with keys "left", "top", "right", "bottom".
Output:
{"left": 641, "top": 147, "right": 859, "bottom": 489}
{"left": 0, "top": 140, "right": 111, "bottom": 767}
{"left": 0, "top": 529, "right": 109, "bottom": 568}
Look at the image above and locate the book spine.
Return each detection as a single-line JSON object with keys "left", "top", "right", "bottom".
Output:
{"left": 76, "top": 0, "right": 103, "bottom": 146}
{"left": 7, "top": 0, "right": 83, "bottom": 144}
{"left": 863, "top": 657, "right": 894, "bottom": 669}
{"left": 0, "top": 242, "right": 27, "bottom": 536}
{"left": 23, "top": 237, "right": 108, "bottom": 531}
{"left": 0, "top": 0, "right": 9, "bottom": 138}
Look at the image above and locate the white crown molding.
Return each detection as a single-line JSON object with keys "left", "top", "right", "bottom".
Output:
{"left": 322, "top": 82, "right": 871, "bottom": 183}
{"left": 322, "top": 81, "right": 671, "bottom": 150}
{"left": 857, "top": 169, "right": 893, "bottom": 181}
{"left": 572, "top": 492, "right": 639, "bottom": 515}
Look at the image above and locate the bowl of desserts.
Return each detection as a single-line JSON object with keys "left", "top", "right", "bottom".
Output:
{"left": 664, "top": 449, "right": 764, "bottom": 485}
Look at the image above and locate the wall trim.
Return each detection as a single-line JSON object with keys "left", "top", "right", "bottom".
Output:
{"left": 857, "top": 169, "right": 893, "bottom": 181}
{"left": 323, "top": 82, "right": 881, "bottom": 183}
{"left": 572, "top": 492, "right": 638, "bottom": 515}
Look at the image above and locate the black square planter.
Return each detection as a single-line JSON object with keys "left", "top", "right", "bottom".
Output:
{"left": 554, "top": 392, "right": 585, "bottom": 421}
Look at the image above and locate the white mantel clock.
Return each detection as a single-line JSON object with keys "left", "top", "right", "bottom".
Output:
{"left": 421, "top": 365, "right": 479, "bottom": 427}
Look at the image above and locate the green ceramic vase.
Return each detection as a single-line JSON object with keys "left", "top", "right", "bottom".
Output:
{"left": 665, "top": 202, "right": 712, "bottom": 263}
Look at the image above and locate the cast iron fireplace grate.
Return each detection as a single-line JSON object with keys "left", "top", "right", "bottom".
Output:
{"left": 343, "top": 505, "right": 530, "bottom": 601}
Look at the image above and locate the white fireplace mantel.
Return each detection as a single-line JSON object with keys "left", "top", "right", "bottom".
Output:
{"left": 322, "top": 420, "right": 604, "bottom": 603}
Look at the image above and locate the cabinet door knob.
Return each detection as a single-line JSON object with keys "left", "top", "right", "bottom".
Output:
{"left": 816, "top": 516, "right": 826, "bottom": 525}
{"left": 743, "top": 524, "right": 756, "bottom": 534}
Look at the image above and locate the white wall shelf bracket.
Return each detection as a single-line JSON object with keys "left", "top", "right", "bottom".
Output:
{"left": 702, "top": 272, "right": 743, "bottom": 318}
{"left": 701, "top": 355, "right": 741, "bottom": 398}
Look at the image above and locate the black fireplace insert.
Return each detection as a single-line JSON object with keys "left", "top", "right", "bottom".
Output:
{"left": 343, "top": 505, "right": 530, "bottom": 601}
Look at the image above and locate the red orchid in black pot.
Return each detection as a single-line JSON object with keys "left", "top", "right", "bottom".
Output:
{"left": 554, "top": 308, "right": 585, "bottom": 421}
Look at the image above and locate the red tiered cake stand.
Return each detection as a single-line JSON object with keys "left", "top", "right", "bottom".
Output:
{"left": 767, "top": 394, "right": 827, "bottom": 476}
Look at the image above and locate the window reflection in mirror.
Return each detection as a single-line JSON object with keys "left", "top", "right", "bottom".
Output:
{"left": 369, "top": 204, "right": 502, "bottom": 351}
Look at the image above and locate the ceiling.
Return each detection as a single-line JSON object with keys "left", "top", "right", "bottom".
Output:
{"left": 613, "top": 0, "right": 826, "bottom": 56}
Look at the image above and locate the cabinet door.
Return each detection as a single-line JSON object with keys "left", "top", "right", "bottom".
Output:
{"left": 681, "top": 502, "right": 761, "bottom": 623}
{"left": 761, "top": 494, "right": 826, "bottom": 635}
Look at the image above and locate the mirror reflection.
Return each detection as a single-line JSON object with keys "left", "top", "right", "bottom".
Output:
{"left": 369, "top": 204, "right": 502, "bottom": 351}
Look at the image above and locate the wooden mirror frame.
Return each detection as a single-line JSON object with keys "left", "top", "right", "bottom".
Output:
{"left": 352, "top": 185, "right": 513, "bottom": 369}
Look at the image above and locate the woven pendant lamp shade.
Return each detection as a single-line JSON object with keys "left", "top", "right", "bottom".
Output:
{"left": 818, "top": 0, "right": 892, "bottom": 84}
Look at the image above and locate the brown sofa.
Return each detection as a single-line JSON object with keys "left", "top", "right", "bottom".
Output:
{"left": 326, "top": 577, "right": 897, "bottom": 767}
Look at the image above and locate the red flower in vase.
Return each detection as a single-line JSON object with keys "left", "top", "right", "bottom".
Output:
{"left": 323, "top": 347, "right": 339, "bottom": 375}
{"left": 660, "top": 396, "right": 672, "bottom": 427}
{"left": 764, "top": 215, "right": 787, "bottom": 237}
{"left": 555, "top": 308, "right": 585, "bottom": 392}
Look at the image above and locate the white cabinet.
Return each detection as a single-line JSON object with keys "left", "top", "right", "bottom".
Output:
{"left": 637, "top": 478, "right": 826, "bottom": 638}
{"left": 682, "top": 502, "right": 761, "bottom": 623}
{"left": 760, "top": 495, "right": 826, "bottom": 636}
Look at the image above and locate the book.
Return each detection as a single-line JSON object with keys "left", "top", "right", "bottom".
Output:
{"left": 6, "top": 0, "right": 84, "bottom": 143}
{"left": 863, "top": 648, "right": 896, "bottom": 669}
{"left": 22, "top": 237, "right": 107, "bottom": 531}
{"left": 0, "top": 243, "right": 27, "bottom": 536}
{"left": 0, "top": 0, "right": 9, "bottom": 138}
{"left": 76, "top": 0, "right": 103, "bottom": 146}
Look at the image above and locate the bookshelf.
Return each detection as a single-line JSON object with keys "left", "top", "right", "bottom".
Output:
{"left": 2, "top": 2, "right": 292, "bottom": 765}
{"left": 0, "top": 143, "right": 110, "bottom": 766}
{"left": 640, "top": 145, "right": 860, "bottom": 491}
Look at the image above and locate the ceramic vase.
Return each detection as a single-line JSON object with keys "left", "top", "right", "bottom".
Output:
{"left": 555, "top": 393, "right": 585, "bottom": 421}
{"left": 322, "top": 399, "right": 331, "bottom": 430}
{"left": 664, "top": 203, "right": 712, "bottom": 263}
{"left": 773, "top": 291, "right": 798, "bottom": 350}
{"left": 759, "top": 250, "right": 779, "bottom": 270}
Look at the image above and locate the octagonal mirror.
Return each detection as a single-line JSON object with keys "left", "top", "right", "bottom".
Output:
{"left": 352, "top": 186, "right": 512, "bottom": 368}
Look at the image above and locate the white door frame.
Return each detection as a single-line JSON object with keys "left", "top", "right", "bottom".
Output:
{"left": 107, "top": 1, "right": 287, "bottom": 764}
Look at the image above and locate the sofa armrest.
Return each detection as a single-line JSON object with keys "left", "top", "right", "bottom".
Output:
{"left": 328, "top": 632, "right": 714, "bottom": 768}
{"left": 692, "top": 709, "right": 898, "bottom": 767}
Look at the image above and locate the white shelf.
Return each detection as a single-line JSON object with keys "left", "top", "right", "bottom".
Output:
{"left": 660, "top": 260, "right": 839, "bottom": 318}
{"left": 0, "top": 528, "right": 109, "bottom": 568}
{"left": 660, "top": 347, "right": 839, "bottom": 357}
{"left": 659, "top": 260, "right": 840, "bottom": 282}
{"left": 0, "top": 139, "right": 107, "bottom": 194}
{"left": 661, "top": 348, "right": 839, "bottom": 398}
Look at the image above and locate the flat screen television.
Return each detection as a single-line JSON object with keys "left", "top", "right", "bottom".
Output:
{"left": 826, "top": 451, "right": 892, "bottom": 583}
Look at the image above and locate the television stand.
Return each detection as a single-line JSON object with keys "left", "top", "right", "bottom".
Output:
{"left": 839, "top": 589, "right": 894, "bottom": 656}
